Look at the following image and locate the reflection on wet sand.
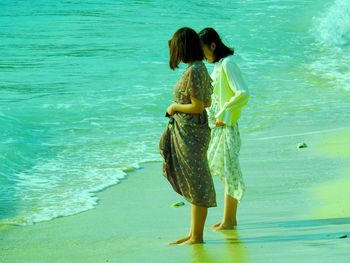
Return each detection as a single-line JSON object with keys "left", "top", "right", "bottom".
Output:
{"left": 190, "top": 230, "right": 249, "bottom": 263}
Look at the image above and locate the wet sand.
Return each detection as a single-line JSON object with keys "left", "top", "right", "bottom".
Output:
{"left": 1, "top": 125, "right": 349, "bottom": 263}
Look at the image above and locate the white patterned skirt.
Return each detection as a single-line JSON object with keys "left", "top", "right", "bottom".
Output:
{"left": 207, "top": 123, "right": 245, "bottom": 201}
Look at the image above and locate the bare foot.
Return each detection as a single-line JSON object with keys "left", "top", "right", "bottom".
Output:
{"left": 213, "top": 223, "right": 237, "bottom": 231}
{"left": 212, "top": 219, "right": 237, "bottom": 229}
{"left": 211, "top": 222, "right": 221, "bottom": 228}
{"left": 213, "top": 220, "right": 237, "bottom": 231}
{"left": 169, "top": 235, "right": 191, "bottom": 245}
{"left": 182, "top": 238, "right": 204, "bottom": 245}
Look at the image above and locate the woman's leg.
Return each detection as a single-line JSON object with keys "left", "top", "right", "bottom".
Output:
{"left": 170, "top": 204, "right": 207, "bottom": 245}
{"left": 184, "top": 204, "right": 207, "bottom": 244}
{"left": 213, "top": 191, "right": 238, "bottom": 230}
{"left": 213, "top": 124, "right": 242, "bottom": 230}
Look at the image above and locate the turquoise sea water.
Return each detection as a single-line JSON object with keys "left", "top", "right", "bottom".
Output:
{"left": 1, "top": 0, "right": 349, "bottom": 225}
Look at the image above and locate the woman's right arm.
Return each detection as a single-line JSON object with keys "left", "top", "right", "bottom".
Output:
{"left": 170, "top": 96, "right": 205, "bottom": 114}
{"left": 214, "top": 59, "right": 249, "bottom": 123}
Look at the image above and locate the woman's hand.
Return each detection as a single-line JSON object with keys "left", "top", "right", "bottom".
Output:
{"left": 215, "top": 120, "right": 225, "bottom": 126}
{"left": 204, "top": 99, "right": 211, "bottom": 108}
{"left": 166, "top": 98, "right": 205, "bottom": 115}
{"left": 166, "top": 103, "right": 176, "bottom": 116}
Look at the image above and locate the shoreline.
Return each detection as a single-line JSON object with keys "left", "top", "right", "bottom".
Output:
{"left": 1, "top": 123, "right": 350, "bottom": 263}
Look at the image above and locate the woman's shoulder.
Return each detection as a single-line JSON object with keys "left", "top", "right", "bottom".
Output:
{"left": 221, "top": 55, "right": 237, "bottom": 67}
{"left": 188, "top": 61, "right": 206, "bottom": 70}
{"left": 186, "top": 61, "right": 208, "bottom": 76}
{"left": 221, "top": 55, "right": 242, "bottom": 74}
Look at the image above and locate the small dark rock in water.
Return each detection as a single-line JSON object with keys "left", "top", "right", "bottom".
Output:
{"left": 337, "top": 234, "right": 348, "bottom": 239}
{"left": 297, "top": 142, "right": 308, "bottom": 149}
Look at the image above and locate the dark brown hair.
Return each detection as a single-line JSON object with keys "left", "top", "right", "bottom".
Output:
{"left": 198, "top": 27, "right": 234, "bottom": 63}
{"left": 168, "top": 27, "right": 204, "bottom": 69}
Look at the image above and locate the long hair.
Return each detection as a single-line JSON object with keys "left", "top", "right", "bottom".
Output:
{"left": 168, "top": 27, "right": 204, "bottom": 69}
{"left": 198, "top": 27, "right": 234, "bottom": 63}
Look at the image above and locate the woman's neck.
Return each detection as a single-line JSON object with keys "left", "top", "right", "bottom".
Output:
{"left": 188, "top": 60, "right": 202, "bottom": 66}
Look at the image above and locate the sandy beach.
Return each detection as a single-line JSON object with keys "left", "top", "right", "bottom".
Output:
{"left": 1, "top": 122, "right": 349, "bottom": 263}
{"left": 2, "top": 1, "right": 350, "bottom": 262}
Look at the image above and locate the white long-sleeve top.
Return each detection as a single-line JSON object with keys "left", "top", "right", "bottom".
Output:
{"left": 210, "top": 55, "right": 249, "bottom": 126}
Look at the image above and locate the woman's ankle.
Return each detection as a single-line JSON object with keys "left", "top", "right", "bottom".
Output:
{"left": 190, "top": 234, "right": 204, "bottom": 242}
{"left": 222, "top": 219, "right": 237, "bottom": 227}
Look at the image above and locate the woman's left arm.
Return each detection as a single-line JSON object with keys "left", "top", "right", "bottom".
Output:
{"left": 221, "top": 59, "right": 249, "bottom": 109}
{"left": 167, "top": 66, "right": 210, "bottom": 116}
{"left": 214, "top": 60, "right": 249, "bottom": 122}
{"left": 167, "top": 97, "right": 204, "bottom": 115}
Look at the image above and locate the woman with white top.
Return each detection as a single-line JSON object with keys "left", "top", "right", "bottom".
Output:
{"left": 199, "top": 28, "right": 249, "bottom": 230}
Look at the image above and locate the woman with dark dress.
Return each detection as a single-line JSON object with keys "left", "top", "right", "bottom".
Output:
{"left": 159, "top": 27, "right": 216, "bottom": 245}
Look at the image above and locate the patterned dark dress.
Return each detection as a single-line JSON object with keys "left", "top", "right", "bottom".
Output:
{"left": 159, "top": 61, "right": 217, "bottom": 208}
